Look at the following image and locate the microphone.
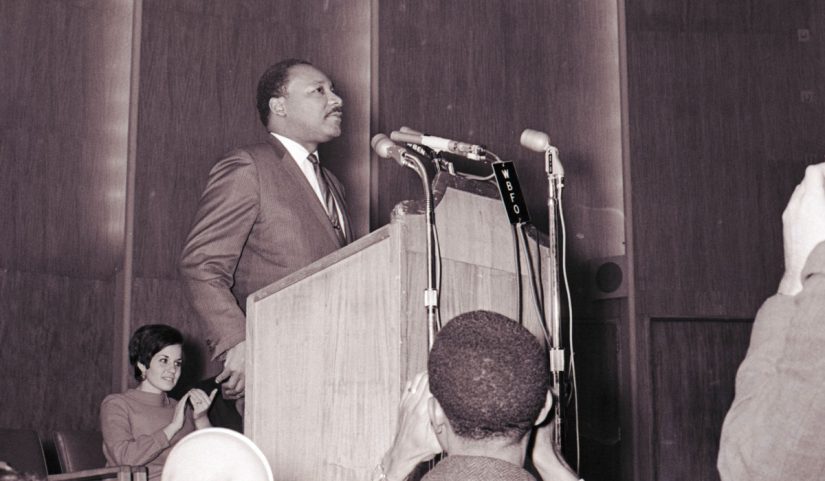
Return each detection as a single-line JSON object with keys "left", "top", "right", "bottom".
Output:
{"left": 392, "top": 127, "right": 438, "bottom": 161}
{"left": 390, "top": 130, "right": 486, "bottom": 158}
{"left": 520, "top": 129, "right": 563, "bottom": 176}
{"left": 520, "top": 129, "right": 551, "bottom": 152}
{"left": 371, "top": 134, "right": 415, "bottom": 169}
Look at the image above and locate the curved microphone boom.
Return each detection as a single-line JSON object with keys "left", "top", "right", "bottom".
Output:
{"left": 371, "top": 133, "right": 441, "bottom": 347}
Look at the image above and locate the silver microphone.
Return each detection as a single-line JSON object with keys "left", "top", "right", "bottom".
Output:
{"left": 390, "top": 130, "right": 486, "bottom": 159}
{"left": 520, "top": 129, "right": 563, "bottom": 176}
{"left": 520, "top": 129, "right": 551, "bottom": 152}
{"left": 371, "top": 134, "right": 415, "bottom": 169}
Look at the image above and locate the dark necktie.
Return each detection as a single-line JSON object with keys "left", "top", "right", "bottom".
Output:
{"left": 308, "top": 153, "right": 346, "bottom": 245}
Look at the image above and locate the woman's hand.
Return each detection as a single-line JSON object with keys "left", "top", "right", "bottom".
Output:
{"left": 189, "top": 388, "right": 218, "bottom": 419}
{"left": 189, "top": 388, "right": 218, "bottom": 429}
{"left": 163, "top": 392, "right": 191, "bottom": 440}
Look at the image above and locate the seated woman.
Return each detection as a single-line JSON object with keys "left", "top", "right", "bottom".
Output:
{"left": 100, "top": 324, "right": 216, "bottom": 480}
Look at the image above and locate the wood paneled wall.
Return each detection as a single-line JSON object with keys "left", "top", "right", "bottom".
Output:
{"left": 0, "top": 0, "right": 132, "bottom": 277}
{"left": 376, "top": 0, "right": 626, "bottom": 268}
{"left": 624, "top": 0, "right": 825, "bottom": 479}
{"left": 0, "top": 271, "right": 115, "bottom": 432}
{"left": 649, "top": 319, "right": 751, "bottom": 481}
{"left": 0, "top": 0, "right": 134, "bottom": 435}
{"left": 627, "top": 0, "right": 822, "bottom": 318}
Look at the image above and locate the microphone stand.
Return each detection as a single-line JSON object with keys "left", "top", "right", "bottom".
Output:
{"left": 545, "top": 145, "right": 565, "bottom": 448}
{"left": 402, "top": 152, "right": 440, "bottom": 348}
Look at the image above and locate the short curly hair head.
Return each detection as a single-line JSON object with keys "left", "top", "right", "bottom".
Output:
{"left": 428, "top": 310, "right": 549, "bottom": 441}
{"left": 255, "top": 58, "right": 313, "bottom": 127}
{"left": 128, "top": 324, "right": 183, "bottom": 381}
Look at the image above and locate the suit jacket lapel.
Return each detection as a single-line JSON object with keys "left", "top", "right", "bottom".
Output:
{"left": 264, "top": 135, "right": 345, "bottom": 247}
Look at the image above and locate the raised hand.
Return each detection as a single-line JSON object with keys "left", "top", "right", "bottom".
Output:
{"left": 381, "top": 372, "right": 442, "bottom": 481}
{"left": 163, "top": 391, "right": 191, "bottom": 440}
{"left": 189, "top": 388, "right": 218, "bottom": 419}
{"left": 779, "top": 162, "right": 825, "bottom": 296}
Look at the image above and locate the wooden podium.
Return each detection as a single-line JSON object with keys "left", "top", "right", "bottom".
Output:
{"left": 245, "top": 176, "right": 547, "bottom": 481}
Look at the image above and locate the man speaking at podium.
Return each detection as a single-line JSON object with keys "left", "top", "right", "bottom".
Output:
{"left": 179, "top": 58, "right": 352, "bottom": 405}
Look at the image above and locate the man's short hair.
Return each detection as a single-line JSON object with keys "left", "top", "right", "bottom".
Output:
{"left": 255, "top": 58, "right": 313, "bottom": 126}
{"left": 428, "top": 310, "right": 549, "bottom": 441}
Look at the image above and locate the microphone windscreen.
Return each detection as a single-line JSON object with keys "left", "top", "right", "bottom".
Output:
{"left": 370, "top": 133, "right": 395, "bottom": 158}
{"left": 520, "top": 129, "right": 550, "bottom": 152}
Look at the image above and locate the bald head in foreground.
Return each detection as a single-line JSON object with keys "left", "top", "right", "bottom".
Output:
{"left": 161, "top": 428, "right": 272, "bottom": 481}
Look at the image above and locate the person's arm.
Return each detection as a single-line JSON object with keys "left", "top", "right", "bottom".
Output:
{"left": 179, "top": 152, "right": 261, "bottom": 397}
{"left": 719, "top": 242, "right": 825, "bottom": 479}
{"left": 100, "top": 396, "right": 174, "bottom": 466}
{"left": 718, "top": 163, "right": 825, "bottom": 479}
{"left": 532, "top": 420, "right": 580, "bottom": 481}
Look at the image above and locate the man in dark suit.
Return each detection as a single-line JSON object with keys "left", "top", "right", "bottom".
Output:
{"left": 179, "top": 58, "right": 352, "bottom": 405}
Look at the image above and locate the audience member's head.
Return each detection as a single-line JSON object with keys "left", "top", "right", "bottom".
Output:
{"left": 128, "top": 324, "right": 184, "bottom": 383}
{"left": 161, "top": 428, "right": 273, "bottom": 481}
{"left": 428, "top": 310, "right": 550, "bottom": 443}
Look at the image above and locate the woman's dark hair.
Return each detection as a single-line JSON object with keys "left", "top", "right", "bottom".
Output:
{"left": 128, "top": 324, "right": 184, "bottom": 381}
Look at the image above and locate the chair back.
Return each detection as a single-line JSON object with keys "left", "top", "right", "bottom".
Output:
{"left": 0, "top": 428, "right": 48, "bottom": 478}
{"left": 52, "top": 430, "right": 107, "bottom": 473}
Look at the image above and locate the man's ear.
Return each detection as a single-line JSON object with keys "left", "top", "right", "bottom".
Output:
{"left": 534, "top": 390, "right": 554, "bottom": 426}
{"left": 428, "top": 396, "right": 447, "bottom": 435}
{"left": 269, "top": 97, "right": 286, "bottom": 117}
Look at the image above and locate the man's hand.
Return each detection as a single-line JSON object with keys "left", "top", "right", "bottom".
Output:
{"left": 216, "top": 341, "right": 246, "bottom": 400}
{"left": 779, "top": 162, "right": 825, "bottom": 296}
{"left": 532, "top": 417, "right": 579, "bottom": 481}
{"left": 380, "top": 372, "right": 442, "bottom": 481}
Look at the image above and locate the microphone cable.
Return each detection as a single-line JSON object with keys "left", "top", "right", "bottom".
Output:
{"left": 516, "top": 192, "right": 580, "bottom": 471}
{"left": 557, "top": 192, "right": 580, "bottom": 471}
{"left": 510, "top": 223, "right": 524, "bottom": 325}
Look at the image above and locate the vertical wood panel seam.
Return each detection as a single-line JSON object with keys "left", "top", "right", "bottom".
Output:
{"left": 115, "top": 0, "right": 143, "bottom": 394}
{"left": 615, "top": 0, "right": 645, "bottom": 480}
{"left": 368, "top": 0, "right": 380, "bottom": 230}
